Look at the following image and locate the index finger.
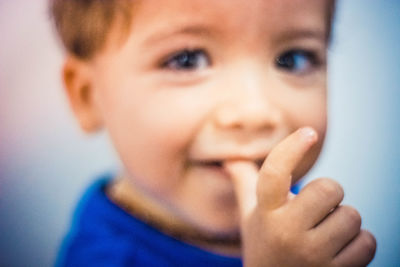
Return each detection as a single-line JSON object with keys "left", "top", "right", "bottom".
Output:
{"left": 257, "top": 127, "right": 318, "bottom": 209}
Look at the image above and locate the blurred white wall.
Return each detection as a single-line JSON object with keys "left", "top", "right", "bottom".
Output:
{"left": 0, "top": 1, "right": 399, "bottom": 266}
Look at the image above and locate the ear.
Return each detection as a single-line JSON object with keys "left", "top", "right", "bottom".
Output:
{"left": 62, "top": 56, "right": 103, "bottom": 133}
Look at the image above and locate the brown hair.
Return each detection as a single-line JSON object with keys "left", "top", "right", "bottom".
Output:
{"left": 50, "top": 0, "right": 336, "bottom": 60}
{"left": 49, "top": 0, "right": 133, "bottom": 60}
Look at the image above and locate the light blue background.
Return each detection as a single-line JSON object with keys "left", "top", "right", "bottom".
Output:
{"left": 0, "top": 1, "right": 399, "bottom": 266}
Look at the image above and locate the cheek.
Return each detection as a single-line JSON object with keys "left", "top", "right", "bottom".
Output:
{"left": 139, "top": 91, "right": 211, "bottom": 154}
{"left": 284, "top": 91, "right": 327, "bottom": 179}
{"left": 282, "top": 89, "right": 327, "bottom": 136}
{"left": 97, "top": 79, "right": 213, "bottom": 185}
{"left": 269, "top": 82, "right": 327, "bottom": 177}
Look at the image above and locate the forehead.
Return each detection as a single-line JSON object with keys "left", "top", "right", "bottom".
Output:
{"left": 129, "top": 0, "right": 331, "bottom": 38}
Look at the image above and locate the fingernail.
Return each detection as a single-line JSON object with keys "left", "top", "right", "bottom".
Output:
{"left": 299, "top": 127, "right": 317, "bottom": 142}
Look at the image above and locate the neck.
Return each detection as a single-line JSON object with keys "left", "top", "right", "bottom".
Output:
{"left": 107, "top": 174, "right": 242, "bottom": 257}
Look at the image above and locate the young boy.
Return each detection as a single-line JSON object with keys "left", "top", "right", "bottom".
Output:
{"left": 51, "top": 0, "right": 376, "bottom": 266}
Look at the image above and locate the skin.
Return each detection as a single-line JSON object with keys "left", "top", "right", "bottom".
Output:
{"left": 62, "top": 0, "right": 376, "bottom": 265}
{"left": 226, "top": 129, "right": 376, "bottom": 266}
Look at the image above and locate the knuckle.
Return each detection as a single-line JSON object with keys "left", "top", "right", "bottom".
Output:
{"left": 303, "top": 245, "right": 321, "bottom": 265}
{"left": 278, "top": 230, "right": 293, "bottom": 248}
{"left": 341, "top": 205, "right": 362, "bottom": 229}
{"left": 302, "top": 249, "right": 323, "bottom": 266}
{"left": 272, "top": 223, "right": 293, "bottom": 245}
{"left": 313, "top": 178, "right": 344, "bottom": 200}
{"left": 268, "top": 219, "right": 298, "bottom": 250}
{"left": 298, "top": 235, "right": 323, "bottom": 265}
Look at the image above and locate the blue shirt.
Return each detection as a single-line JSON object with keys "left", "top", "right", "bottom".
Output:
{"left": 56, "top": 175, "right": 243, "bottom": 267}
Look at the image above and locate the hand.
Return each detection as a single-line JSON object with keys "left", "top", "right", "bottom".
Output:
{"left": 225, "top": 127, "right": 376, "bottom": 267}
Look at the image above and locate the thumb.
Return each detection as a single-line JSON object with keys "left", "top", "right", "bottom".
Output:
{"left": 224, "top": 161, "right": 259, "bottom": 223}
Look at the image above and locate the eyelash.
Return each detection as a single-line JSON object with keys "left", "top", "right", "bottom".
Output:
{"left": 275, "top": 49, "right": 323, "bottom": 75}
{"left": 159, "top": 48, "right": 323, "bottom": 76}
{"left": 161, "top": 49, "right": 211, "bottom": 71}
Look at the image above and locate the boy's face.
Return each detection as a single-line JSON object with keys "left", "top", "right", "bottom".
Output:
{"left": 84, "top": 0, "right": 329, "bottom": 234}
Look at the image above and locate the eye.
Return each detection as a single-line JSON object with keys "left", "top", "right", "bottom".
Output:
{"left": 275, "top": 50, "right": 321, "bottom": 74}
{"left": 162, "top": 49, "right": 210, "bottom": 71}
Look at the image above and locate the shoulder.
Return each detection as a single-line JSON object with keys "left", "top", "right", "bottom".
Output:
{"left": 56, "top": 174, "right": 144, "bottom": 266}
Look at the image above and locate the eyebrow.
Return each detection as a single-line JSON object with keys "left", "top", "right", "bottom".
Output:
{"left": 142, "top": 25, "right": 327, "bottom": 49}
{"left": 143, "top": 24, "right": 216, "bottom": 46}
{"left": 273, "top": 29, "right": 328, "bottom": 44}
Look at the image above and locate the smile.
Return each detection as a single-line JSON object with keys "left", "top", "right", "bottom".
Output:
{"left": 191, "top": 158, "right": 265, "bottom": 170}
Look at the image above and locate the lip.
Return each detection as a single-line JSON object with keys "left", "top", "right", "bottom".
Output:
{"left": 190, "top": 157, "right": 265, "bottom": 170}
{"left": 187, "top": 160, "right": 229, "bottom": 178}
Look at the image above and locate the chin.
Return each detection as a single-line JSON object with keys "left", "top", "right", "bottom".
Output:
{"left": 188, "top": 208, "right": 241, "bottom": 237}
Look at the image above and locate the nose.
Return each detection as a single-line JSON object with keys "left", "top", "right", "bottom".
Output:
{"left": 213, "top": 66, "right": 281, "bottom": 132}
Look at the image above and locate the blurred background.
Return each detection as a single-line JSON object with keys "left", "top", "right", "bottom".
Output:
{"left": 0, "top": 0, "right": 399, "bottom": 266}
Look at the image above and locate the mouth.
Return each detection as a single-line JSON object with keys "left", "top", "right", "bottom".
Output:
{"left": 192, "top": 158, "right": 265, "bottom": 170}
